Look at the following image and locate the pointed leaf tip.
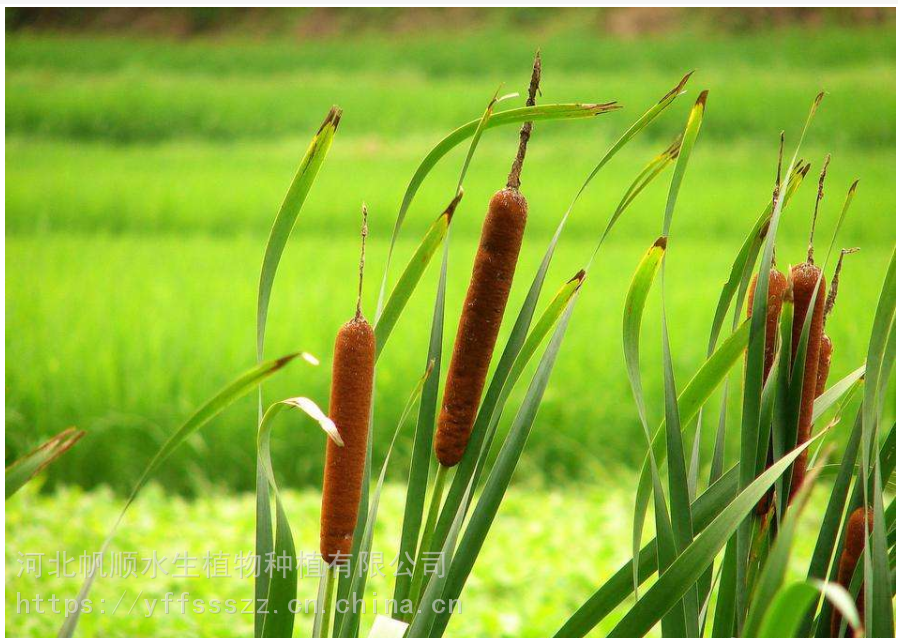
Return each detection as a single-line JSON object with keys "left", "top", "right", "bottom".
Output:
{"left": 444, "top": 189, "right": 465, "bottom": 222}
{"left": 654, "top": 236, "right": 669, "bottom": 250}
{"left": 696, "top": 90, "right": 709, "bottom": 108}
{"left": 320, "top": 106, "right": 342, "bottom": 133}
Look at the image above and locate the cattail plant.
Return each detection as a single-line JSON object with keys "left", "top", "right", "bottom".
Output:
{"left": 786, "top": 159, "right": 830, "bottom": 502}
{"left": 434, "top": 52, "right": 542, "bottom": 468}
{"left": 831, "top": 507, "right": 875, "bottom": 638}
{"left": 320, "top": 205, "right": 376, "bottom": 564}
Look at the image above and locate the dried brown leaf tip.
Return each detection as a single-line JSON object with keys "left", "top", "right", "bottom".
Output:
{"left": 319, "top": 106, "right": 342, "bottom": 133}
{"left": 442, "top": 188, "right": 465, "bottom": 223}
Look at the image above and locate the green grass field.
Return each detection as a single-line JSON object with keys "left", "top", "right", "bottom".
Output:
{"left": 6, "top": 481, "right": 829, "bottom": 637}
{"left": 5, "top": 25, "right": 896, "bottom": 494}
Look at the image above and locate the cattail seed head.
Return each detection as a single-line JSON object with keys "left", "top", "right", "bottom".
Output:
{"left": 435, "top": 187, "right": 527, "bottom": 467}
{"left": 749, "top": 267, "right": 788, "bottom": 515}
{"left": 831, "top": 507, "right": 874, "bottom": 637}
{"left": 747, "top": 267, "right": 789, "bottom": 382}
{"left": 320, "top": 316, "right": 375, "bottom": 564}
{"left": 788, "top": 262, "right": 827, "bottom": 501}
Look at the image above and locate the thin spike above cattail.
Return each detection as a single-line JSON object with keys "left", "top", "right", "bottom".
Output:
{"left": 824, "top": 247, "right": 860, "bottom": 319}
{"left": 506, "top": 51, "right": 541, "bottom": 191}
{"left": 356, "top": 204, "right": 369, "bottom": 319}
{"left": 808, "top": 154, "right": 831, "bottom": 264}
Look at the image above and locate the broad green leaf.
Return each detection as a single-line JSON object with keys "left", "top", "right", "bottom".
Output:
{"left": 58, "top": 354, "right": 302, "bottom": 638}
{"left": 5, "top": 428, "right": 84, "bottom": 499}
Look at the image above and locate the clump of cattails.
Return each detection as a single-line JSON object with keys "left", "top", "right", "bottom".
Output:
{"left": 320, "top": 206, "right": 376, "bottom": 564}
{"left": 434, "top": 52, "right": 541, "bottom": 468}
{"left": 831, "top": 507, "right": 874, "bottom": 637}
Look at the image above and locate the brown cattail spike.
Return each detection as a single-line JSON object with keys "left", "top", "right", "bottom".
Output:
{"left": 320, "top": 316, "right": 375, "bottom": 564}
{"left": 831, "top": 507, "right": 874, "bottom": 637}
{"left": 816, "top": 334, "right": 833, "bottom": 398}
{"left": 320, "top": 205, "right": 376, "bottom": 564}
{"left": 787, "top": 261, "right": 827, "bottom": 501}
{"left": 436, "top": 56, "right": 538, "bottom": 468}
{"left": 749, "top": 267, "right": 789, "bottom": 515}
{"left": 808, "top": 154, "right": 831, "bottom": 264}
{"left": 506, "top": 51, "right": 541, "bottom": 191}
{"left": 436, "top": 187, "right": 528, "bottom": 467}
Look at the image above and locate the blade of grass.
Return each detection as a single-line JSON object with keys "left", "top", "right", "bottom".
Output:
{"left": 58, "top": 353, "right": 304, "bottom": 638}
{"left": 657, "top": 91, "right": 707, "bottom": 638}
{"left": 5, "top": 428, "right": 84, "bottom": 499}
{"left": 254, "top": 107, "right": 340, "bottom": 637}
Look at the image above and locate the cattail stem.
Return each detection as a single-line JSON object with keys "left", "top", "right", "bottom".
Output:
{"left": 405, "top": 464, "right": 449, "bottom": 618}
{"left": 356, "top": 204, "right": 369, "bottom": 319}
{"left": 313, "top": 564, "right": 336, "bottom": 638}
{"left": 506, "top": 51, "right": 541, "bottom": 191}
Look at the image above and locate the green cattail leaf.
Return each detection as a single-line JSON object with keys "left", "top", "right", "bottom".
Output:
{"left": 623, "top": 238, "right": 679, "bottom": 603}
{"left": 57, "top": 353, "right": 302, "bottom": 638}
{"left": 375, "top": 199, "right": 455, "bottom": 357}
{"left": 374, "top": 100, "right": 620, "bottom": 323}
{"left": 656, "top": 89, "right": 707, "bottom": 638}
{"left": 813, "top": 364, "right": 865, "bottom": 420}
{"left": 632, "top": 319, "right": 751, "bottom": 595}
{"left": 254, "top": 108, "right": 339, "bottom": 636}
{"left": 5, "top": 427, "right": 84, "bottom": 499}
{"left": 754, "top": 581, "right": 859, "bottom": 638}
{"left": 605, "top": 430, "right": 827, "bottom": 638}
{"left": 257, "top": 108, "right": 340, "bottom": 359}
{"left": 552, "top": 466, "right": 740, "bottom": 638}
{"left": 424, "top": 296, "right": 580, "bottom": 638}
{"left": 255, "top": 400, "right": 340, "bottom": 638}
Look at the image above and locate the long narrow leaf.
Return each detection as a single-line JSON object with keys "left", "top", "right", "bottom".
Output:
{"left": 58, "top": 354, "right": 303, "bottom": 638}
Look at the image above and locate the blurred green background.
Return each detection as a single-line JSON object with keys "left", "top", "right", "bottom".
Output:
{"left": 5, "top": 8, "right": 896, "bottom": 496}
